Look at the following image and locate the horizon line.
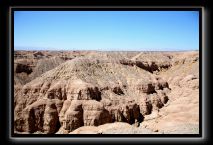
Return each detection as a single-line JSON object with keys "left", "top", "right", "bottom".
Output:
{"left": 14, "top": 49, "right": 199, "bottom": 52}
{"left": 14, "top": 47, "right": 199, "bottom": 52}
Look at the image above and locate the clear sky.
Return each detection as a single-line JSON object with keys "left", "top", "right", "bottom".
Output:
{"left": 14, "top": 11, "right": 199, "bottom": 51}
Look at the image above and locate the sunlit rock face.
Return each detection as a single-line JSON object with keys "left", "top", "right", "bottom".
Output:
{"left": 14, "top": 51, "right": 199, "bottom": 134}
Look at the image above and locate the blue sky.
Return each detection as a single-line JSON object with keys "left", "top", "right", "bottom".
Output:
{"left": 14, "top": 11, "right": 199, "bottom": 51}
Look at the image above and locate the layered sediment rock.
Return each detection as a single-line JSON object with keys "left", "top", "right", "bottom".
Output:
{"left": 14, "top": 57, "right": 170, "bottom": 134}
{"left": 14, "top": 51, "right": 199, "bottom": 134}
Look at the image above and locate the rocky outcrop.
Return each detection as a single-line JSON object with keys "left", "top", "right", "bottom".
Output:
{"left": 14, "top": 51, "right": 199, "bottom": 134}
{"left": 14, "top": 56, "right": 171, "bottom": 134}
{"left": 33, "top": 51, "right": 44, "bottom": 58}
{"left": 62, "top": 100, "right": 83, "bottom": 131}
{"left": 120, "top": 59, "right": 171, "bottom": 73}
{"left": 14, "top": 99, "right": 63, "bottom": 133}
{"left": 43, "top": 102, "right": 60, "bottom": 134}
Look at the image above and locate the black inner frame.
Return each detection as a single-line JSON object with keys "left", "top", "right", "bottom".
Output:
{"left": 10, "top": 7, "right": 203, "bottom": 138}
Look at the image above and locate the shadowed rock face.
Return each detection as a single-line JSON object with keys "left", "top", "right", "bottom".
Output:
{"left": 15, "top": 63, "right": 33, "bottom": 74}
{"left": 14, "top": 51, "right": 199, "bottom": 134}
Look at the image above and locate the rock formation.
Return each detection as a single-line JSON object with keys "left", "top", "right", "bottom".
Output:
{"left": 14, "top": 51, "right": 199, "bottom": 134}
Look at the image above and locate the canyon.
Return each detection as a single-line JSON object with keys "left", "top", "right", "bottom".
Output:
{"left": 14, "top": 50, "right": 199, "bottom": 134}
